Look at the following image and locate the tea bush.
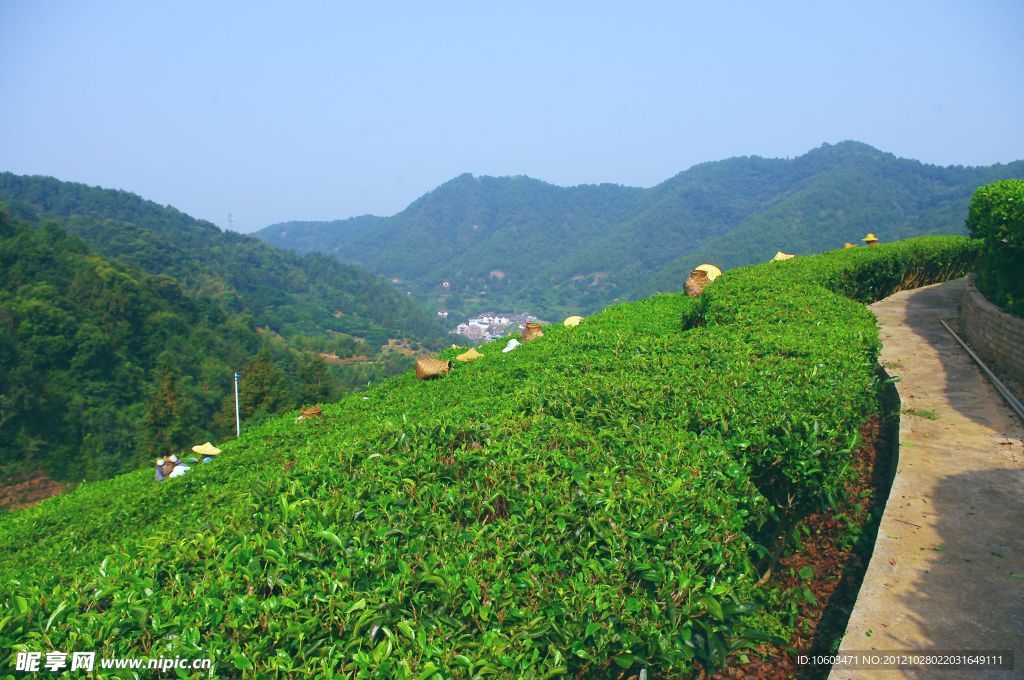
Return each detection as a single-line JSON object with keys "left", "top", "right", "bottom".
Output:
{"left": 0, "top": 236, "right": 976, "bottom": 677}
{"left": 966, "top": 179, "right": 1024, "bottom": 316}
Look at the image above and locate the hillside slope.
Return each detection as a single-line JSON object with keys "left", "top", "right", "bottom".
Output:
{"left": 257, "top": 142, "right": 1023, "bottom": 318}
{"left": 0, "top": 236, "right": 978, "bottom": 677}
{"left": 0, "top": 173, "right": 447, "bottom": 345}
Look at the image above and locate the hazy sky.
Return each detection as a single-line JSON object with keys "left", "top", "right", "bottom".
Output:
{"left": 2, "top": 1, "right": 1022, "bottom": 233}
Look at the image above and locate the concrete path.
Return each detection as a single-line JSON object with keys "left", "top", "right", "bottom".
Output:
{"left": 830, "top": 279, "right": 1024, "bottom": 680}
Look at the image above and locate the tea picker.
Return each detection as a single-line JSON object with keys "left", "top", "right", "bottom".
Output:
{"left": 153, "top": 455, "right": 190, "bottom": 482}
{"left": 154, "top": 442, "right": 221, "bottom": 482}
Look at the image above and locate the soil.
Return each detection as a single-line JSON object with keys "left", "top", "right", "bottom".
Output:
{"left": 0, "top": 469, "right": 72, "bottom": 511}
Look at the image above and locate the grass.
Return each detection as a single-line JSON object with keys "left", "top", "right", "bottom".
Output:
{"left": 902, "top": 407, "right": 940, "bottom": 420}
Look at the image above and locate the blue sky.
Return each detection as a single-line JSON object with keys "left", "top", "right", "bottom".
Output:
{"left": 1, "top": 1, "right": 1022, "bottom": 232}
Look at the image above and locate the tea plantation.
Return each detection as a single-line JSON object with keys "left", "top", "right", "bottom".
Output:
{"left": 0, "top": 237, "right": 978, "bottom": 677}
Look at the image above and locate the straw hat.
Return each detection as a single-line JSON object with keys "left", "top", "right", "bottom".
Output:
{"left": 693, "top": 264, "right": 722, "bottom": 282}
{"left": 843, "top": 242, "right": 856, "bottom": 249}
{"left": 191, "top": 442, "right": 221, "bottom": 457}
{"left": 415, "top": 356, "right": 451, "bottom": 380}
{"left": 455, "top": 348, "right": 483, "bottom": 363}
{"left": 771, "top": 251, "right": 796, "bottom": 261}
{"left": 563, "top": 315, "right": 583, "bottom": 328}
{"left": 862, "top": 233, "right": 879, "bottom": 244}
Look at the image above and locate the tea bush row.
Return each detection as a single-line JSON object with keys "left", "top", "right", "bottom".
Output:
{"left": 0, "top": 236, "right": 977, "bottom": 677}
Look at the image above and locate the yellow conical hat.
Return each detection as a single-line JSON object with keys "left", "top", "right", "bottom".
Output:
{"left": 772, "top": 251, "right": 796, "bottom": 261}
{"left": 192, "top": 442, "right": 221, "bottom": 456}
{"left": 455, "top": 348, "right": 483, "bottom": 362}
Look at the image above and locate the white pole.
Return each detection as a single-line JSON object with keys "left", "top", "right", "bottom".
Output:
{"left": 234, "top": 372, "right": 241, "bottom": 437}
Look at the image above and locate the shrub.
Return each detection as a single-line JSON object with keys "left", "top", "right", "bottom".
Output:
{"left": 966, "top": 179, "right": 1024, "bottom": 316}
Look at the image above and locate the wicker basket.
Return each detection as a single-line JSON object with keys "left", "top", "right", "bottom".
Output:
{"left": 684, "top": 269, "right": 711, "bottom": 298}
{"left": 300, "top": 404, "right": 323, "bottom": 419}
{"left": 522, "top": 322, "right": 544, "bottom": 342}
{"left": 415, "top": 357, "right": 452, "bottom": 380}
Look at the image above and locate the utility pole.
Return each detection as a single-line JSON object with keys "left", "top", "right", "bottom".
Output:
{"left": 234, "top": 372, "right": 241, "bottom": 437}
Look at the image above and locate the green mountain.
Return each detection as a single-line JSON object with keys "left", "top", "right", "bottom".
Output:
{"left": 0, "top": 175, "right": 451, "bottom": 485}
{"left": 256, "top": 141, "right": 1024, "bottom": 318}
{"left": 0, "top": 173, "right": 447, "bottom": 346}
{"left": 0, "top": 209, "right": 359, "bottom": 482}
{"left": 639, "top": 142, "right": 1021, "bottom": 292}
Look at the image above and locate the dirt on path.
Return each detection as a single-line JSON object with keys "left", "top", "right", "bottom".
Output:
{"left": 829, "top": 278, "right": 1024, "bottom": 679}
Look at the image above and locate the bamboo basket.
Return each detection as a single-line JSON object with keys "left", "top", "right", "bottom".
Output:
{"left": 684, "top": 269, "right": 711, "bottom": 298}
{"left": 415, "top": 357, "right": 452, "bottom": 380}
{"left": 522, "top": 322, "right": 544, "bottom": 342}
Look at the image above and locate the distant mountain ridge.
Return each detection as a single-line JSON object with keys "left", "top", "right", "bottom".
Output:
{"left": 0, "top": 172, "right": 447, "bottom": 345}
{"left": 256, "top": 141, "right": 1024, "bottom": 319}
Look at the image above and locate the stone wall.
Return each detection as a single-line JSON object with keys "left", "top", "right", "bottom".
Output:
{"left": 960, "top": 276, "right": 1024, "bottom": 385}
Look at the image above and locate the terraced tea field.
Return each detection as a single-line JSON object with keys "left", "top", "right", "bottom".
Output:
{"left": 0, "top": 237, "right": 978, "bottom": 677}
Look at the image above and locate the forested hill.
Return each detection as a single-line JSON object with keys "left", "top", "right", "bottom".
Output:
{"left": 0, "top": 209, "right": 375, "bottom": 483}
{"left": 0, "top": 173, "right": 446, "bottom": 345}
{"left": 257, "top": 141, "right": 1024, "bottom": 319}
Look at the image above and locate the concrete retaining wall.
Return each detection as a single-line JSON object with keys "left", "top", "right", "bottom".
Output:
{"left": 960, "top": 275, "right": 1024, "bottom": 385}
